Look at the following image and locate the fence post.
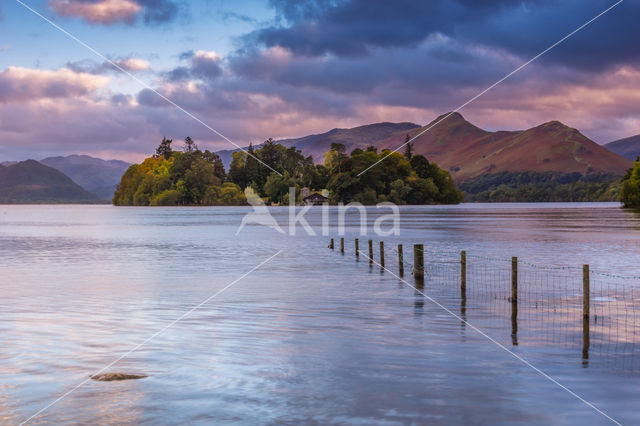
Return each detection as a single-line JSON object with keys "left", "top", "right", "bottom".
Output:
{"left": 511, "top": 257, "right": 518, "bottom": 303}
{"left": 398, "top": 244, "right": 404, "bottom": 277}
{"left": 355, "top": 238, "right": 359, "bottom": 258}
{"left": 330, "top": 238, "right": 334, "bottom": 250}
{"left": 380, "top": 241, "right": 385, "bottom": 269}
{"left": 368, "top": 240, "right": 373, "bottom": 265}
{"left": 582, "top": 265, "right": 590, "bottom": 362}
{"left": 340, "top": 237, "right": 344, "bottom": 253}
{"left": 510, "top": 256, "right": 518, "bottom": 345}
{"left": 583, "top": 265, "right": 590, "bottom": 318}
{"left": 460, "top": 250, "right": 466, "bottom": 298}
{"left": 413, "top": 244, "right": 424, "bottom": 283}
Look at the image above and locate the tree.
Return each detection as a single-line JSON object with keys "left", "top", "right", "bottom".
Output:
{"left": 330, "top": 142, "right": 346, "bottom": 154}
{"left": 325, "top": 143, "right": 348, "bottom": 173}
{"left": 184, "top": 158, "right": 219, "bottom": 204}
{"left": 403, "top": 134, "right": 413, "bottom": 160}
{"left": 620, "top": 159, "right": 640, "bottom": 208}
{"left": 284, "top": 146, "right": 305, "bottom": 185}
{"left": 202, "top": 150, "right": 226, "bottom": 180}
{"left": 264, "top": 171, "right": 294, "bottom": 204}
{"left": 410, "top": 155, "right": 430, "bottom": 179}
{"left": 184, "top": 136, "right": 197, "bottom": 152}
{"left": 245, "top": 143, "right": 260, "bottom": 188}
{"left": 228, "top": 151, "right": 248, "bottom": 189}
{"left": 155, "top": 137, "right": 173, "bottom": 159}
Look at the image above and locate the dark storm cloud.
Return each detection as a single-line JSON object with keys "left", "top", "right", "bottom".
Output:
{"left": 229, "top": 35, "right": 518, "bottom": 97}
{"left": 250, "top": 0, "right": 639, "bottom": 72}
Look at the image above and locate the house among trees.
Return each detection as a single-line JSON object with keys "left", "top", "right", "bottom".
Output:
{"left": 302, "top": 192, "right": 328, "bottom": 205}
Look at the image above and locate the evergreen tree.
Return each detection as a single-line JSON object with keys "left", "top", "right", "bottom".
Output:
{"left": 155, "top": 137, "right": 173, "bottom": 159}
{"left": 184, "top": 136, "right": 197, "bottom": 152}
{"left": 404, "top": 134, "right": 413, "bottom": 160}
{"left": 245, "top": 143, "right": 260, "bottom": 188}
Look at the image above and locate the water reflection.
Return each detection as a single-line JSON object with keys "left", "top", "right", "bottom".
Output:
{"left": 582, "top": 316, "right": 590, "bottom": 367}
{"left": 511, "top": 302, "right": 518, "bottom": 346}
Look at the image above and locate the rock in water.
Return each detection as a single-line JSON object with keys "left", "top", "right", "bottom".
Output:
{"left": 90, "top": 373, "right": 147, "bottom": 382}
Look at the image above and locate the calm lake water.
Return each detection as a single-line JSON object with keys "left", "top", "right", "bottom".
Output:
{"left": 0, "top": 203, "right": 639, "bottom": 425}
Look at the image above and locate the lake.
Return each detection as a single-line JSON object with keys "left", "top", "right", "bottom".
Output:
{"left": 0, "top": 203, "right": 639, "bottom": 425}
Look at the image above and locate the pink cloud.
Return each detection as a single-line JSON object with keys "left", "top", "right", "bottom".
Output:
{"left": 49, "top": 0, "right": 142, "bottom": 25}
{"left": 114, "top": 58, "right": 150, "bottom": 72}
{"left": 0, "top": 67, "right": 108, "bottom": 103}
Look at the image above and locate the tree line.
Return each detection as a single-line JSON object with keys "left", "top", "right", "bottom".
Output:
{"left": 459, "top": 171, "right": 623, "bottom": 202}
{"left": 620, "top": 157, "right": 640, "bottom": 208}
{"left": 113, "top": 136, "right": 463, "bottom": 206}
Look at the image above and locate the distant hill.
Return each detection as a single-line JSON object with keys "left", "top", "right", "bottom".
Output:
{"left": 40, "top": 155, "right": 131, "bottom": 200}
{"left": 0, "top": 160, "right": 98, "bottom": 203}
{"left": 278, "top": 122, "right": 420, "bottom": 161}
{"left": 372, "top": 112, "right": 632, "bottom": 181}
{"left": 216, "top": 122, "right": 420, "bottom": 168}
{"left": 604, "top": 135, "right": 640, "bottom": 161}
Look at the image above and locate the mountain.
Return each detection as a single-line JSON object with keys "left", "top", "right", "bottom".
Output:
{"left": 277, "top": 122, "right": 420, "bottom": 161}
{"left": 40, "top": 155, "right": 131, "bottom": 200}
{"left": 216, "top": 122, "right": 420, "bottom": 168}
{"left": 604, "top": 135, "right": 640, "bottom": 161}
{"left": 372, "top": 112, "right": 632, "bottom": 181}
{"left": 0, "top": 160, "right": 98, "bottom": 203}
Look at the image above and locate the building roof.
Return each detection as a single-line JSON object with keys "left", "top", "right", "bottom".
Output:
{"left": 303, "top": 192, "right": 328, "bottom": 201}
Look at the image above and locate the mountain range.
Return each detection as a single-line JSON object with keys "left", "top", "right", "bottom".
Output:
{"left": 0, "top": 160, "right": 97, "bottom": 203}
{"left": 370, "top": 113, "right": 631, "bottom": 181}
{"left": 604, "top": 135, "right": 640, "bottom": 161}
{"left": 0, "top": 113, "right": 636, "bottom": 203}
{"left": 0, "top": 156, "right": 131, "bottom": 203}
{"left": 40, "top": 155, "right": 131, "bottom": 199}
{"left": 216, "top": 113, "right": 632, "bottom": 181}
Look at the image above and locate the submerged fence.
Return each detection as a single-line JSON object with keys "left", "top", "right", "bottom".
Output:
{"left": 329, "top": 237, "right": 640, "bottom": 372}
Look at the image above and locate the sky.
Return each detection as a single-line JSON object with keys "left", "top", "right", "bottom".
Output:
{"left": 0, "top": 0, "right": 639, "bottom": 162}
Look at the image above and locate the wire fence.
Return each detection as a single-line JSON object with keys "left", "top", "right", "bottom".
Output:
{"left": 331, "top": 238, "right": 640, "bottom": 373}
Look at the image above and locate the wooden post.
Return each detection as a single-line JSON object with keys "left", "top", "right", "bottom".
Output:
{"left": 330, "top": 238, "right": 334, "bottom": 250}
{"left": 510, "top": 256, "right": 518, "bottom": 345}
{"left": 340, "top": 237, "right": 344, "bottom": 253}
{"left": 511, "top": 257, "right": 518, "bottom": 303}
{"left": 583, "top": 265, "right": 590, "bottom": 318}
{"left": 379, "top": 241, "right": 385, "bottom": 268}
{"left": 413, "top": 244, "right": 424, "bottom": 282}
{"left": 398, "top": 244, "right": 404, "bottom": 277}
{"left": 460, "top": 250, "right": 466, "bottom": 298}
{"left": 368, "top": 239, "right": 373, "bottom": 265}
{"left": 355, "top": 238, "right": 359, "bottom": 258}
{"left": 582, "top": 264, "right": 591, "bottom": 362}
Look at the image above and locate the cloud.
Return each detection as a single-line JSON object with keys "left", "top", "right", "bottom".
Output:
{"left": 114, "top": 57, "right": 151, "bottom": 71}
{"left": 137, "top": 0, "right": 179, "bottom": 24}
{"left": 228, "top": 35, "right": 519, "bottom": 98}
{"left": 3, "top": 0, "right": 640, "bottom": 162}
{"left": 164, "top": 50, "right": 223, "bottom": 82}
{"left": 49, "top": 0, "right": 142, "bottom": 25}
{"left": 67, "top": 57, "right": 151, "bottom": 74}
{"left": 0, "top": 46, "right": 10, "bottom": 53}
{"left": 251, "top": 0, "right": 640, "bottom": 72}
{"left": 0, "top": 67, "right": 108, "bottom": 103}
{"left": 48, "top": 0, "right": 180, "bottom": 26}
